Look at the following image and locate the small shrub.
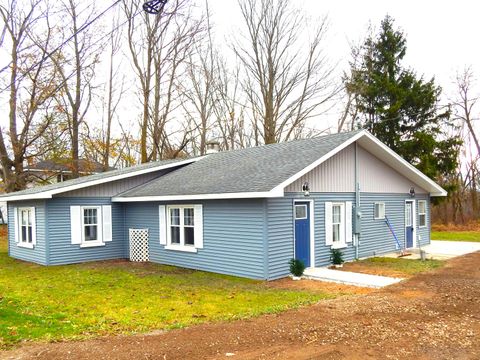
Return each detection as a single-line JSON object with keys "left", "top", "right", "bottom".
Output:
{"left": 289, "top": 258, "right": 306, "bottom": 277}
{"left": 331, "top": 248, "right": 344, "bottom": 265}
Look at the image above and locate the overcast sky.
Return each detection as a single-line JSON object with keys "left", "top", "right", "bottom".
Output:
{"left": 209, "top": 0, "right": 479, "bottom": 102}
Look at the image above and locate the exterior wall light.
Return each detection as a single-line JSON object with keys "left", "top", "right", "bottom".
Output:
{"left": 409, "top": 187, "right": 415, "bottom": 198}
{"left": 302, "top": 182, "right": 310, "bottom": 197}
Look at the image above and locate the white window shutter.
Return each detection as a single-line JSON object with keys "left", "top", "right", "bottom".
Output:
{"left": 102, "top": 205, "right": 112, "bottom": 242}
{"left": 159, "top": 205, "right": 167, "bottom": 245}
{"left": 325, "top": 202, "right": 333, "bottom": 245}
{"left": 194, "top": 204, "right": 203, "bottom": 249}
{"left": 70, "top": 206, "right": 81, "bottom": 245}
{"left": 13, "top": 207, "right": 19, "bottom": 243}
{"left": 345, "top": 201, "right": 352, "bottom": 243}
{"left": 31, "top": 207, "right": 37, "bottom": 246}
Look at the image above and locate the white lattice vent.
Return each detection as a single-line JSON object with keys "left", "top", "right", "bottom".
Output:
{"left": 129, "top": 228, "right": 149, "bottom": 262}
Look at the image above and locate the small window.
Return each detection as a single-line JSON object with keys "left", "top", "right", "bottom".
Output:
{"left": 18, "top": 208, "right": 34, "bottom": 246}
{"left": 374, "top": 202, "right": 385, "bottom": 220}
{"left": 418, "top": 200, "right": 427, "bottom": 227}
{"left": 295, "top": 204, "right": 307, "bottom": 219}
{"left": 81, "top": 206, "right": 103, "bottom": 245}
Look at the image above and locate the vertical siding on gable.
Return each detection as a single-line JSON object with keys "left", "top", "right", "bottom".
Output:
{"left": 359, "top": 193, "right": 431, "bottom": 258}
{"left": 56, "top": 169, "right": 173, "bottom": 197}
{"left": 7, "top": 200, "right": 47, "bottom": 265}
{"left": 125, "top": 199, "right": 266, "bottom": 279}
{"left": 357, "top": 146, "right": 427, "bottom": 194}
{"left": 46, "top": 198, "right": 126, "bottom": 265}
{"left": 285, "top": 144, "right": 355, "bottom": 193}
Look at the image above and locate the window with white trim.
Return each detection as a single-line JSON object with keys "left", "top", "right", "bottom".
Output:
{"left": 163, "top": 205, "right": 203, "bottom": 252}
{"left": 325, "top": 202, "right": 352, "bottom": 248}
{"left": 418, "top": 200, "right": 427, "bottom": 227}
{"left": 17, "top": 207, "right": 35, "bottom": 247}
{"left": 69, "top": 205, "right": 112, "bottom": 247}
{"left": 374, "top": 202, "right": 385, "bottom": 219}
{"left": 332, "top": 203, "right": 344, "bottom": 244}
{"left": 82, "top": 207, "right": 102, "bottom": 245}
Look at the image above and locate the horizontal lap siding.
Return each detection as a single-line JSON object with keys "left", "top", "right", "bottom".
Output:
{"left": 359, "top": 193, "right": 431, "bottom": 258}
{"left": 7, "top": 200, "right": 47, "bottom": 265}
{"left": 416, "top": 194, "right": 430, "bottom": 246}
{"left": 310, "top": 193, "right": 356, "bottom": 266}
{"left": 46, "top": 198, "right": 126, "bottom": 265}
{"left": 125, "top": 200, "right": 266, "bottom": 279}
{"left": 267, "top": 193, "right": 356, "bottom": 280}
{"left": 266, "top": 198, "right": 294, "bottom": 280}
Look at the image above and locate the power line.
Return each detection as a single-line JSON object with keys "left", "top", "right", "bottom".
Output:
{"left": 0, "top": 0, "right": 122, "bottom": 94}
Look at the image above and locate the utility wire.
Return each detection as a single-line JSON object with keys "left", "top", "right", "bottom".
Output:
{"left": 0, "top": 0, "right": 122, "bottom": 94}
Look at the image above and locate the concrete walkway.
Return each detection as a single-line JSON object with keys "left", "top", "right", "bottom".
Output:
{"left": 384, "top": 240, "right": 480, "bottom": 260}
{"left": 303, "top": 267, "right": 403, "bottom": 288}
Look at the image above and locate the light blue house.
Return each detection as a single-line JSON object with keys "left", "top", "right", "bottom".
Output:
{"left": 1, "top": 130, "right": 446, "bottom": 280}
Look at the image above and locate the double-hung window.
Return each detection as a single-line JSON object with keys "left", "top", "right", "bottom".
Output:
{"left": 332, "top": 203, "right": 344, "bottom": 245}
{"left": 70, "top": 205, "right": 112, "bottom": 247}
{"left": 325, "top": 202, "right": 352, "bottom": 249}
{"left": 16, "top": 207, "right": 36, "bottom": 248}
{"left": 82, "top": 207, "right": 102, "bottom": 245}
{"left": 418, "top": 200, "right": 427, "bottom": 227}
{"left": 161, "top": 205, "right": 203, "bottom": 252}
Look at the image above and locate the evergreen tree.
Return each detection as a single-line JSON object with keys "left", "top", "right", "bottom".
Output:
{"left": 346, "top": 15, "right": 461, "bottom": 180}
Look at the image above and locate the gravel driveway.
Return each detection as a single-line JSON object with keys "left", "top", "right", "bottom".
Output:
{"left": 2, "top": 252, "right": 480, "bottom": 360}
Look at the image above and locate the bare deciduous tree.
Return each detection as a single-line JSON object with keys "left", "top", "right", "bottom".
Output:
{"left": 50, "top": 0, "right": 102, "bottom": 177}
{"left": 0, "top": 0, "right": 59, "bottom": 191}
{"left": 233, "top": 0, "right": 338, "bottom": 144}
{"left": 123, "top": 0, "right": 204, "bottom": 162}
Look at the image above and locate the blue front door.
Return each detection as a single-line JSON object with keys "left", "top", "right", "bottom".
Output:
{"left": 405, "top": 201, "right": 414, "bottom": 248}
{"left": 294, "top": 202, "right": 311, "bottom": 267}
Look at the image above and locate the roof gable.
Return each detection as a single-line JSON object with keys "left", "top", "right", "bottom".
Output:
{"left": 1, "top": 157, "right": 201, "bottom": 201}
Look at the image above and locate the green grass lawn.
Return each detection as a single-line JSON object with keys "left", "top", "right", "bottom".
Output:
{"left": 0, "top": 234, "right": 331, "bottom": 348}
{"left": 431, "top": 231, "right": 480, "bottom": 242}
{"left": 343, "top": 256, "right": 444, "bottom": 277}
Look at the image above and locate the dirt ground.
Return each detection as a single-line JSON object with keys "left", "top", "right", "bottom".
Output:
{"left": 2, "top": 252, "right": 480, "bottom": 360}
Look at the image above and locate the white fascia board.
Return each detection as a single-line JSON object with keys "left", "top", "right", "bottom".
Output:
{"left": 112, "top": 189, "right": 284, "bottom": 202}
{"left": 1, "top": 157, "right": 204, "bottom": 202}
{"left": 360, "top": 132, "right": 447, "bottom": 197}
{"left": 270, "top": 130, "right": 367, "bottom": 194}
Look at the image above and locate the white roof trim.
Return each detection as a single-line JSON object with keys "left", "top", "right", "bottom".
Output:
{"left": 2, "top": 157, "right": 204, "bottom": 202}
{"left": 112, "top": 189, "right": 284, "bottom": 202}
{"left": 359, "top": 132, "right": 447, "bottom": 196}
{"left": 273, "top": 130, "right": 446, "bottom": 197}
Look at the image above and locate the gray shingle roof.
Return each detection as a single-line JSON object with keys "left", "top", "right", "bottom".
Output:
{"left": 117, "top": 131, "right": 362, "bottom": 198}
{"left": 0, "top": 158, "right": 193, "bottom": 198}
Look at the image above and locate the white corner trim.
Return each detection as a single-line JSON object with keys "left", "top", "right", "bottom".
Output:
{"left": 113, "top": 189, "right": 284, "bottom": 202}
{"left": 1, "top": 157, "right": 205, "bottom": 202}
{"left": 164, "top": 245, "right": 198, "bottom": 253}
{"left": 272, "top": 131, "right": 367, "bottom": 194}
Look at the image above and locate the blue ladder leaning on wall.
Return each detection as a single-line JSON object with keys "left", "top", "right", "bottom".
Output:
{"left": 385, "top": 216, "right": 408, "bottom": 257}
